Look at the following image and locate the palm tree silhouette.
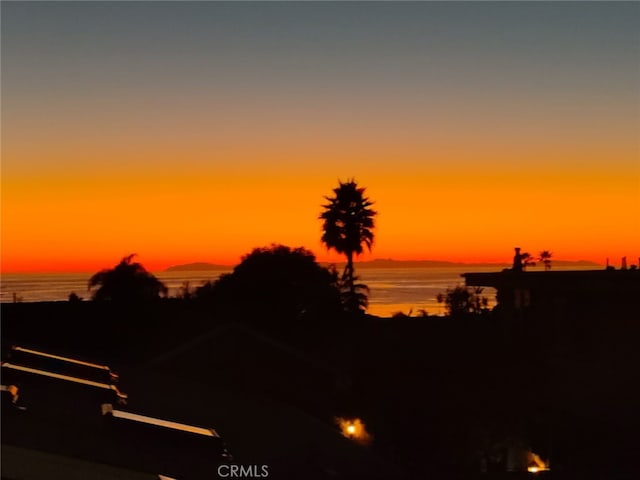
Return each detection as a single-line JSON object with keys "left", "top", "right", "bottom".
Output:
{"left": 88, "top": 254, "right": 168, "bottom": 303}
{"left": 319, "top": 179, "right": 377, "bottom": 312}
{"left": 539, "top": 250, "right": 553, "bottom": 271}
{"left": 520, "top": 252, "right": 536, "bottom": 271}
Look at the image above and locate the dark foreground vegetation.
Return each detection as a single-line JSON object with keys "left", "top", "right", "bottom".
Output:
{"left": 3, "top": 287, "right": 639, "bottom": 479}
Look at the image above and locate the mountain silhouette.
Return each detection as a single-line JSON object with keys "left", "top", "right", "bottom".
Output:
{"left": 165, "top": 262, "right": 232, "bottom": 272}
{"left": 165, "top": 259, "right": 600, "bottom": 272}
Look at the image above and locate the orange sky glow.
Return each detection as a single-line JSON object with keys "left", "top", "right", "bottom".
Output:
{"left": 2, "top": 2, "right": 638, "bottom": 273}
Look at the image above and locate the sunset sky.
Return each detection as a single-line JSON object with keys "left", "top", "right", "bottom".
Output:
{"left": 2, "top": 2, "right": 639, "bottom": 273}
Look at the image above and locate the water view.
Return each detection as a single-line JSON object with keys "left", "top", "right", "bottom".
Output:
{"left": 1, "top": 266, "right": 508, "bottom": 317}
{"left": 1, "top": 265, "right": 605, "bottom": 317}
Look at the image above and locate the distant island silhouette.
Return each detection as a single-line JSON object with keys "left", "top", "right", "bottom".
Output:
{"left": 165, "top": 258, "right": 601, "bottom": 271}
{"left": 164, "top": 262, "right": 232, "bottom": 272}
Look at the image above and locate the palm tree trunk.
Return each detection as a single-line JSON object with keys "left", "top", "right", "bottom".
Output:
{"left": 345, "top": 250, "right": 354, "bottom": 295}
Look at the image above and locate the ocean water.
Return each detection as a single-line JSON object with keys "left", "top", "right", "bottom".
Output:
{"left": 0, "top": 267, "right": 508, "bottom": 317}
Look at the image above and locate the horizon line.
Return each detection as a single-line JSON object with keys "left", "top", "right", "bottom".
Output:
{"left": 1, "top": 257, "right": 605, "bottom": 275}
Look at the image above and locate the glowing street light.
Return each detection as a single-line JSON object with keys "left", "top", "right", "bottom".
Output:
{"left": 335, "top": 417, "right": 372, "bottom": 446}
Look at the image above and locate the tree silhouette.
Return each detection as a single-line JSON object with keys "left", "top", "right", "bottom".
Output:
{"left": 538, "top": 250, "right": 553, "bottom": 271}
{"left": 437, "top": 285, "right": 489, "bottom": 318}
{"left": 88, "top": 254, "right": 168, "bottom": 303}
{"left": 194, "top": 245, "right": 342, "bottom": 324}
{"left": 319, "top": 179, "right": 377, "bottom": 313}
{"left": 176, "top": 281, "right": 194, "bottom": 300}
{"left": 336, "top": 271, "right": 370, "bottom": 314}
{"left": 520, "top": 252, "right": 536, "bottom": 271}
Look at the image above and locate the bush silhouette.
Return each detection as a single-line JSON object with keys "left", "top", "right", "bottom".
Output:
{"left": 88, "top": 254, "right": 168, "bottom": 303}
{"left": 195, "top": 245, "right": 342, "bottom": 324}
{"left": 437, "top": 285, "right": 489, "bottom": 318}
